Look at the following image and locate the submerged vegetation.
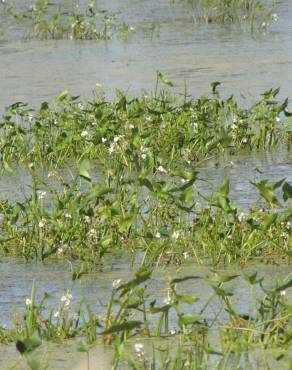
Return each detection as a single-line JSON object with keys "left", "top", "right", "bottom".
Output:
{"left": 187, "top": 0, "right": 278, "bottom": 30}
{"left": 0, "top": 0, "right": 279, "bottom": 41}
{"left": 2, "top": 269, "right": 292, "bottom": 369}
{"left": 0, "top": 0, "right": 134, "bottom": 40}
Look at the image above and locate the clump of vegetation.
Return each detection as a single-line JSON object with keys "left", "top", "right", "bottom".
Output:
{"left": 1, "top": 79, "right": 291, "bottom": 169}
{"left": 187, "top": 0, "right": 279, "bottom": 30}
{"left": 1, "top": 270, "right": 292, "bottom": 369}
{"left": 0, "top": 0, "right": 134, "bottom": 40}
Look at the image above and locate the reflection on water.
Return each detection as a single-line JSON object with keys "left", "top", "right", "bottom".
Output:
{"left": 0, "top": 0, "right": 292, "bottom": 113}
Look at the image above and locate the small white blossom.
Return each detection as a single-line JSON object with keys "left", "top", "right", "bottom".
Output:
{"left": 84, "top": 215, "right": 91, "bottom": 223}
{"left": 155, "top": 232, "right": 161, "bottom": 239}
{"left": 280, "top": 290, "right": 286, "bottom": 296}
{"left": 25, "top": 298, "right": 32, "bottom": 306}
{"left": 113, "top": 135, "right": 123, "bottom": 143}
{"left": 54, "top": 311, "right": 59, "bottom": 318}
{"left": 238, "top": 212, "right": 246, "bottom": 222}
{"left": 134, "top": 343, "right": 144, "bottom": 353}
{"left": 271, "top": 13, "right": 278, "bottom": 21}
{"left": 37, "top": 190, "right": 46, "bottom": 200}
{"left": 113, "top": 279, "right": 122, "bottom": 289}
{"left": 57, "top": 247, "right": 64, "bottom": 255}
{"left": 101, "top": 137, "right": 107, "bottom": 143}
{"left": 141, "top": 153, "right": 147, "bottom": 160}
{"left": 172, "top": 231, "right": 180, "bottom": 239}
{"left": 157, "top": 165, "right": 167, "bottom": 174}
{"left": 64, "top": 213, "right": 72, "bottom": 219}
{"left": 81, "top": 130, "right": 89, "bottom": 138}
{"left": 38, "top": 220, "right": 45, "bottom": 228}
{"left": 242, "top": 137, "right": 248, "bottom": 143}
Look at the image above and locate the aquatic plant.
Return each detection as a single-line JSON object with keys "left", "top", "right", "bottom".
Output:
{"left": 0, "top": 0, "right": 133, "bottom": 41}
{"left": 0, "top": 82, "right": 291, "bottom": 171}
{"left": 2, "top": 270, "right": 292, "bottom": 369}
{"left": 187, "top": 0, "right": 278, "bottom": 30}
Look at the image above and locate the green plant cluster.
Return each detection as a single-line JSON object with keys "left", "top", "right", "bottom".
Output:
{"left": 187, "top": 0, "right": 278, "bottom": 30}
{"left": 2, "top": 270, "right": 292, "bottom": 369}
{"left": 0, "top": 0, "right": 133, "bottom": 40}
{"left": 1, "top": 81, "right": 291, "bottom": 169}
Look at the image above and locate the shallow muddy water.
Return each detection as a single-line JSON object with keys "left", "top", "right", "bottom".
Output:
{"left": 1, "top": 0, "right": 292, "bottom": 113}
{"left": 1, "top": 1, "right": 292, "bottom": 368}
{"left": 1, "top": 149, "right": 292, "bottom": 210}
{"left": 1, "top": 257, "right": 292, "bottom": 368}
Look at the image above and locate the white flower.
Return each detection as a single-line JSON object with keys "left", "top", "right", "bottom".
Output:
{"left": 84, "top": 215, "right": 91, "bottom": 223}
{"left": 134, "top": 343, "right": 144, "bottom": 353}
{"left": 78, "top": 103, "right": 84, "bottom": 110}
{"left": 172, "top": 231, "right": 180, "bottom": 240}
{"left": 170, "top": 329, "right": 176, "bottom": 335}
{"left": 57, "top": 247, "right": 64, "bottom": 255}
{"left": 88, "top": 228, "right": 97, "bottom": 237}
{"left": 113, "top": 135, "right": 123, "bottom": 143}
{"left": 128, "top": 124, "right": 135, "bottom": 129}
{"left": 129, "top": 26, "right": 135, "bottom": 31}
{"left": 101, "top": 137, "right": 107, "bottom": 143}
{"left": 28, "top": 113, "right": 34, "bottom": 122}
{"left": 108, "top": 142, "right": 116, "bottom": 154}
{"left": 276, "top": 116, "right": 281, "bottom": 122}
{"left": 157, "top": 165, "right": 167, "bottom": 174}
{"left": 113, "top": 279, "right": 122, "bottom": 289}
{"left": 25, "top": 298, "right": 32, "bottom": 306}
{"left": 271, "top": 13, "right": 278, "bottom": 21}
{"left": 54, "top": 311, "right": 59, "bottom": 318}
{"left": 37, "top": 190, "right": 46, "bottom": 200}
{"left": 231, "top": 123, "right": 237, "bottom": 130}
{"left": 242, "top": 137, "right": 248, "bottom": 143}
{"left": 280, "top": 290, "right": 286, "bottom": 296}
{"left": 155, "top": 232, "right": 161, "bottom": 239}
{"left": 183, "top": 252, "right": 188, "bottom": 259}
{"left": 64, "top": 213, "right": 72, "bottom": 219}
{"left": 141, "top": 153, "right": 147, "bottom": 160}
{"left": 238, "top": 212, "right": 246, "bottom": 222}
{"left": 81, "top": 130, "right": 89, "bottom": 138}
{"left": 38, "top": 220, "right": 45, "bottom": 228}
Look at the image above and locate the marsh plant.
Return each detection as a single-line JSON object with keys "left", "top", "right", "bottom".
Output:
{"left": 2, "top": 270, "right": 292, "bottom": 369}
{"left": 1, "top": 81, "right": 291, "bottom": 170}
{"left": 0, "top": 157, "right": 292, "bottom": 266}
{"left": 186, "top": 0, "right": 279, "bottom": 30}
{"left": 0, "top": 0, "right": 133, "bottom": 40}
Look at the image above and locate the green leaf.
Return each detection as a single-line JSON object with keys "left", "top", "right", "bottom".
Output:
{"left": 117, "top": 268, "right": 152, "bottom": 296}
{"left": 3, "top": 160, "right": 13, "bottom": 174}
{"left": 171, "top": 276, "right": 201, "bottom": 285}
{"left": 16, "top": 335, "right": 41, "bottom": 354}
{"left": 176, "top": 294, "right": 199, "bottom": 304}
{"left": 179, "top": 314, "right": 202, "bottom": 326}
{"left": 157, "top": 71, "right": 174, "bottom": 87}
{"left": 78, "top": 159, "right": 91, "bottom": 182}
{"left": 207, "top": 273, "right": 239, "bottom": 284}
{"left": 102, "top": 320, "right": 142, "bottom": 335}
{"left": 283, "top": 182, "right": 292, "bottom": 202}
{"left": 262, "top": 213, "right": 277, "bottom": 229}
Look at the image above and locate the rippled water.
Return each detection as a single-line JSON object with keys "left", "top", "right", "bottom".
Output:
{"left": 1, "top": 0, "right": 292, "bottom": 114}
{"left": 1, "top": 0, "right": 292, "bottom": 367}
